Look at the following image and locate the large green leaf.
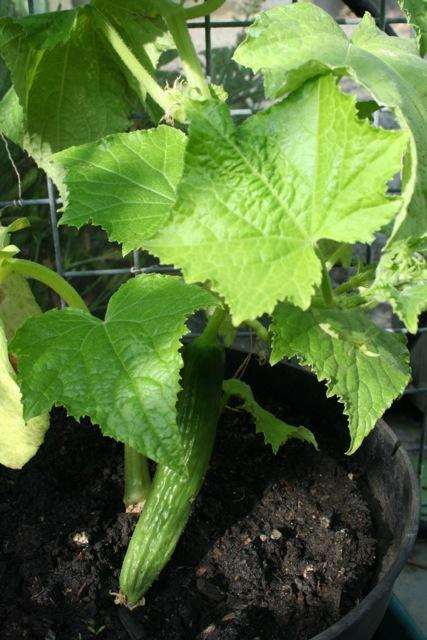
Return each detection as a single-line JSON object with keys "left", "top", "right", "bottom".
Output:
{"left": 0, "top": 320, "right": 49, "bottom": 469}
{"left": 271, "top": 304, "right": 410, "bottom": 453}
{"left": 223, "top": 378, "right": 317, "bottom": 453}
{"left": 11, "top": 274, "right": 217, "bottom": 471}
{"left": 0, "top": 7, "right": 134, "bottom": 152}
{"left": 399, "top": 0, "right": 427, "bottom": 56}
{"left": 55, "top": 126, "right": 186, "bottom": 254}
{"left": 368, "top": 238, "right": 427, "bottom": 333}
{"left": 145, "top": 75, "right": 407, "bottom": 325}
{"left": 234, "top": 5, "right": 427, "bottom": 244}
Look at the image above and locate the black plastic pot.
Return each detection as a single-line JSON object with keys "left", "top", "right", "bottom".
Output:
{"left": 225, "top": 350, "right": 419, "bottom": 640}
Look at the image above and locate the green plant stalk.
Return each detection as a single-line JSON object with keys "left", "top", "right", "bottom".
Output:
{"left": 326, "top": 244, "right": 350, "bottom": 269}
{"left": 119, "top": 312, "right": 225, "bottom": 605}
{"left": 99, "top": 18, "right": 174, "bottom": 116}
{"left": 165, "top": 10, "right": 211, "bottom": 98}
{"left": 7, "top": 259, "right": 89, "bottom": 312}
{"left": 124, "top": 445, "right": 152, "bottom": 508}
{"left": 202, "top": 306, "right": 226, "bottom": 342}
{"left": 183, "top": 0, "right": 226, "bottom": 20}
{"left": 244, "top": 318, "right": 270, "bottom": 343}
{"left": 319, "top": 258, "right": 334, "bottom": 306}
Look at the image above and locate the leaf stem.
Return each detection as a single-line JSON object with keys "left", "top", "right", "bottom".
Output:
{"left": 200, "top": 307, "right": 226, "bottom": 345}
{"left": 98, "top": 17, "right": 174, "bottom": 116}
{"left": 164, "top": 10, "right": 211, "bottom": 98}
{"left": 184, "top": 0, "right": 226, "bottom": 20}
{"left": 317, "top": 250, "right": 334, "bottom": 307}
{"left": 124, "top": 445, "right": 152, "bottom": 508}
{"left": 8, "top": 259, "right": 89, "bottom": 312}
{"left": 244, "top": 319, "right": 270, "bottom": 343}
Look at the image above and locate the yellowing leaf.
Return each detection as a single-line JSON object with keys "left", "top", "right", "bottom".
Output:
{"left": 0, "top": 318, "right": 48, "bottom": 470}
{"left": 0, "top": 273, "right": 42, "bottom": 342}
{"left": 0, "top": 269, "right": 50, "bottom": 469}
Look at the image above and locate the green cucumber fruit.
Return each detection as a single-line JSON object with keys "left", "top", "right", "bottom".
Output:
{"left": 119, "top": 334, "right": 225, "bottom": 605}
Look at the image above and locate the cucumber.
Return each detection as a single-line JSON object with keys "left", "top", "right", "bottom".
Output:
{"left": 119, "top": 334, "right": 225, "bottom": 605}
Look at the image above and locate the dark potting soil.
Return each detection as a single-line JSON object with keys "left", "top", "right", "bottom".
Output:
{"left": 0, "top": 383, "right": 377, "bottom": 640}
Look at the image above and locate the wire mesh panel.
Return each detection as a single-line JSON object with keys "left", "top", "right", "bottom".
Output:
{"left": 0, "top": 0, "right": 425, "bottom": 517}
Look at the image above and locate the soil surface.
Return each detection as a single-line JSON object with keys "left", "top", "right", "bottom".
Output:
{"left": 0, "top": 380, "right": 377, "bottom": 640}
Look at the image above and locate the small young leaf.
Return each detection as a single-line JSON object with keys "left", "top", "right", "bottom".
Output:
{"left": 234, "top": 4, "right": 427, "bottom": 246}
{"left": 368, "top": 238, "right": 427, "bottom": 333}
{"left": 271, "top": 304, "right": 410, "bottom": 453}
{"left": 145, "top": 75, "right": 407, "bottom": 324}
{"left": 223, "top": 378, "right": 317, "bottom": 453}
{"left": 0, "top": 320, "right": 49, "bottom": 470}
{"left": 11, "top": 275, "right": 217, "bottom": 471}
{"left": 55, "top": 126, "right": 186, "bottom": 254}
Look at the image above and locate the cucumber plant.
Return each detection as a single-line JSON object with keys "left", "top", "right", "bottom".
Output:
{"left": 0, "top": 0, "right": 426, "bottom": 609}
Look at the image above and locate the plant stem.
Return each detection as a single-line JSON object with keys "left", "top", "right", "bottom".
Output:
{"left": 317, "top": 253, "right": 334, "bottom": 307}
{"left": 99, "top": 18, "right": 174, "bottom": 116}
{"left": 8, "top": 259, "right": 89, "bottom": 312}
{"left": 201, "top": 307, "right": 226, "bottom": 345}
{"left": 184, "top": 0, "right": 226, "bottom": 20}
{"left": 325, "top": 244, "right": 350, "bottom": 269}
{"left": 124, "top": 445, "right": 152, "bottom": 508}
{"left": 244, "top": 319, "right": 270, "bottom": 343}
{"left": 164, "top": 10, "right": 211, "bottom": 98}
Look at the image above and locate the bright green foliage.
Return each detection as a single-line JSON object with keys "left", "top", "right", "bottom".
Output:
{"left": 271, "top": 303, "right": 410, "bottom": 453}
{"left": 0, "top": 320, "right": 49, "bottom": 469}
{"left": 234, "top": 5, "right": 427, "bottom": 245}
{"left": 145, "top": 75, "right": 406, "bottom": 324}
{"left": 369, "top": 239, "right": 427, "bottom": 333}
{"left": 223, "top": 378, "right": 318, "bottom": 453}
{"left": 55, "top": 126, "right": 186, "bottom": 254}
{"left": 399, "top": 0, "right": 427, "bottom": 55}
{"left": 11, "top": 275, "right": 218, "bottom": 471}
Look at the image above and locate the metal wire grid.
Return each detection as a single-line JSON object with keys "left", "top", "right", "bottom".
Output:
{"left": 0, "top": 0, "right": 425, "bottom": 512}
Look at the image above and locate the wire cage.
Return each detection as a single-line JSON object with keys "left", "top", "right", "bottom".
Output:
{"left": 0, "top": 0, "right": 425, "bottom": 523}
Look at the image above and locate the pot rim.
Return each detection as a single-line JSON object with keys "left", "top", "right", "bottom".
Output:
{"left": 311, "top": 418, "right": 419, "bottom": 640}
